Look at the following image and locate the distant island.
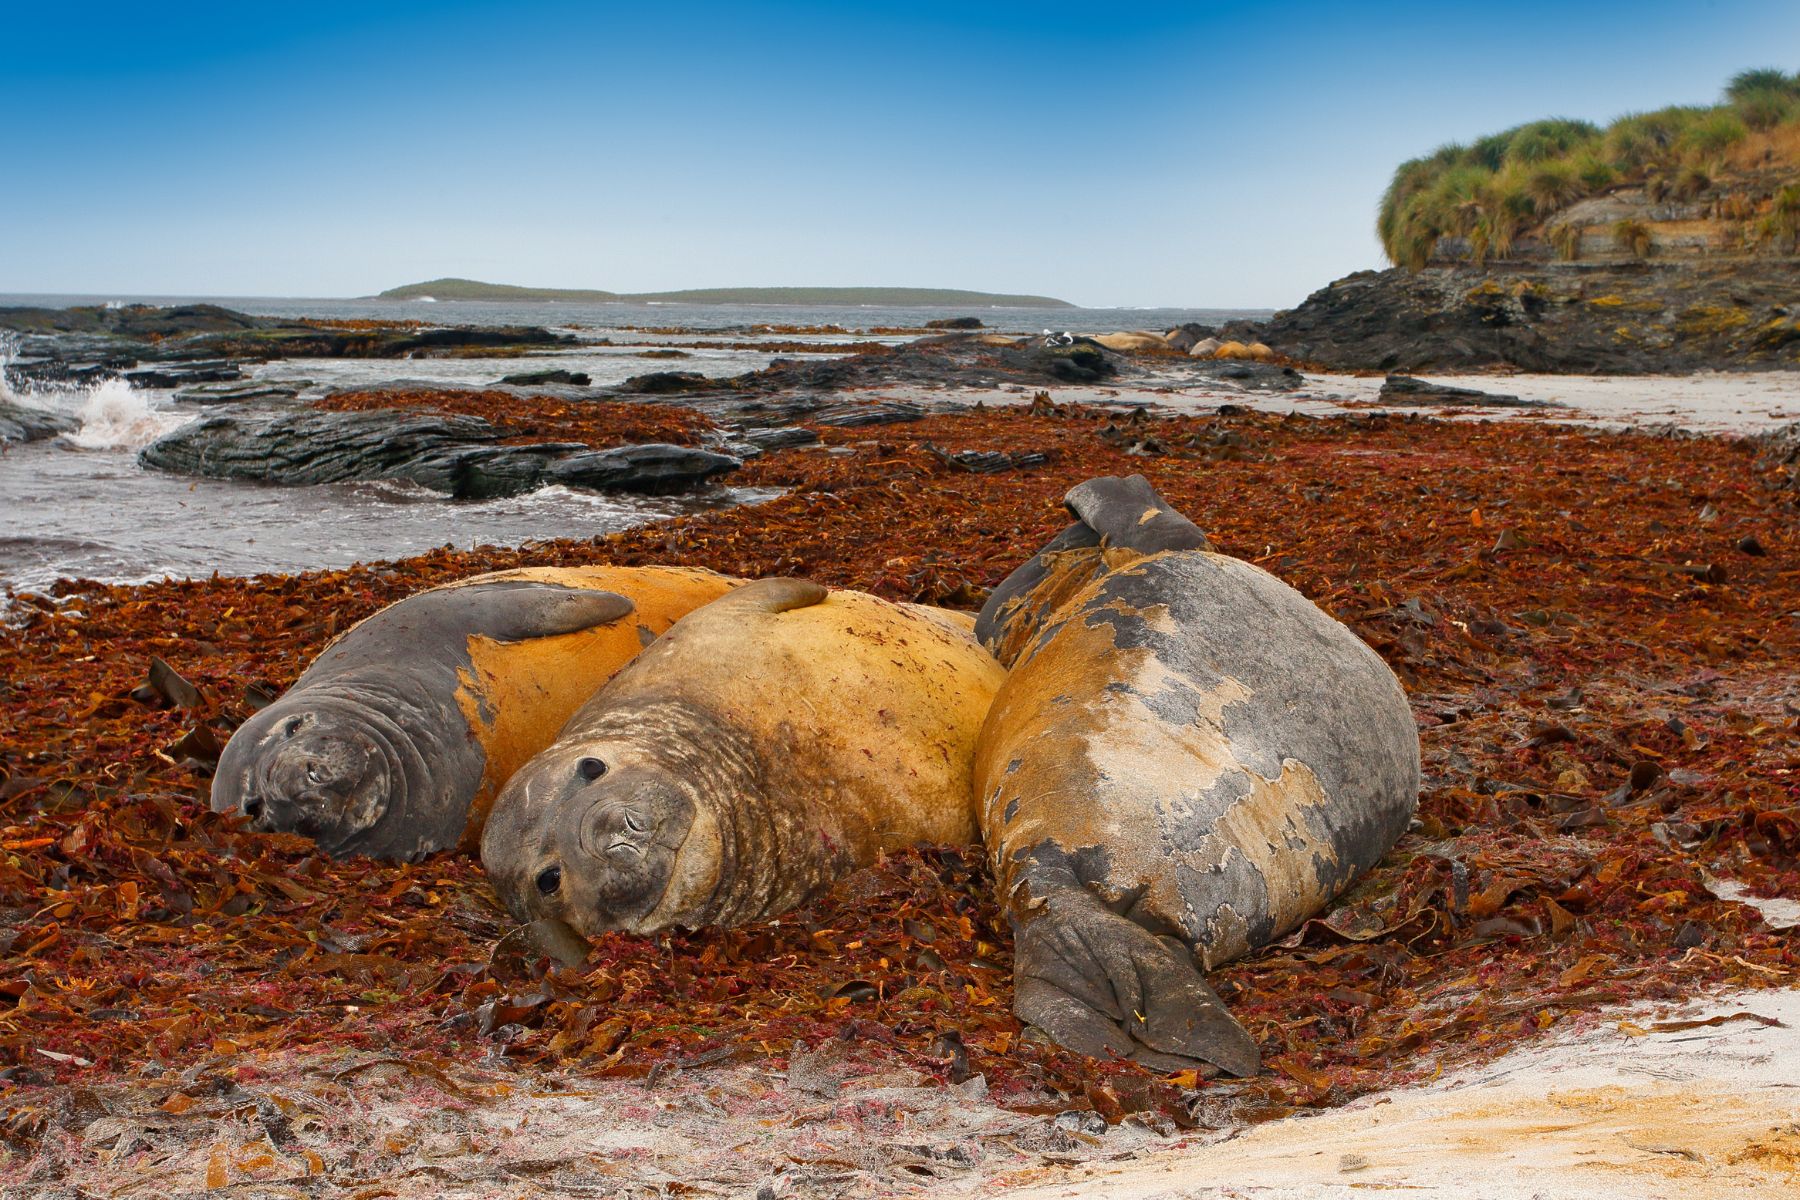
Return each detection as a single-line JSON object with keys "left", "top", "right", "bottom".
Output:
{"left": 376, "top": 278, "right": 1076, "bottom": 308}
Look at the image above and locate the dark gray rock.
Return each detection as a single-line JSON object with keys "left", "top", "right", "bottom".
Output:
{"left": 402, "top": 442, "right": 588, "bottom": 500}
{"left": 1005, "top": 339, "right": 1117, "bottom": 384}
{"left": 124, "top": 362, "right": 245, "bottom": 389}
{"left": 1, "top": 304, "right": 577, "bottom": 381}
{"left": 500, "top": 368, "right": 592, "bottom": 387}
{"left": 925, "top": 317, "right": 984, "bottom": 330}
{"left": 619, "top": 371, "right": 721, "bottom": 395}
{"left": 811, "top": 400, "right": 927, "bottom": 427}
{"left": 546, "top": 444, "right": 740, "bottom": 494}
{"left": 1259, "top": 262, "right": 1800, "bottom": 374}
{"left": 174, "top": 380, "right": 310, "bottom": 405}
{"left": 3, "top": 359, "right": 122, "bottom": 390}
{"left": 738, "top": 426, "right": 821, "bottom": 452}
{"left": 643, "top": 333, "right": 1129, "bottom": 399}
{"left": 1163, "top": 323, "right": 1219, "bottom": 353}
{"left": 1756, "top": 422, "right": 1800, "bottom": 496}
{"left": 138, "top": 408, "right": 739, "bottom": 498}
{"left": 0, "top": 397, "right": 77, "bottom": 444}
{"left": 1377, "top": 375, "right": 1547, "bottom": 408}
{"left": 139, "top": 409, "right": 497, "bottom": 486}
{"left": 1190, "top": 361, "right": 1305, "bottom": 392}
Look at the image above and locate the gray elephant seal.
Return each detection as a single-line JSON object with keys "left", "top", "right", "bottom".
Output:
{"left": 481, "top": 578, "right": 1004, "bottom": 941}
{"left": 973, "top": 476, "right": 1420, "bottom": 1076}
{"left": 210, "top": 565, "right": 738, "bottom": 861}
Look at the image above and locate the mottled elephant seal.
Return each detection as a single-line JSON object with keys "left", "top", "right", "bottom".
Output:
{"left": 973, "top": 476, "right": 1420, "bottom": 1076}
{"left": 210, "top": 565, "right": 739, "bottom": 861}
{"left": 481, "top": 579, "right": 1005, "bottom": 940}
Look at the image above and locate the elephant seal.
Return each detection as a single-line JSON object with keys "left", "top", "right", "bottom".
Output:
{"left": 1089, "top": 331, "right": 1171, "bottom": 352}
{"left": 481, "top": 579, "right": 1005, "bottom": 941}
{"left": 973, "top": 476, "right": 1420, "bottom": 1077}
{"left": 210, "top": 565, "right": 739, "bottom": 861}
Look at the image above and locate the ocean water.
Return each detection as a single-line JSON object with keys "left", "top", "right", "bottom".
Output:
{"left": 0, "top": 338, "right": 778, "bottom": 595}
{"left": 0, "top": 293, "right": 1270, "bottom": 336}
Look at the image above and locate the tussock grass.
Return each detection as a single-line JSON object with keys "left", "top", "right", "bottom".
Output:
{"left": 1614, "top": 219, "right": 1653, "bottom": 258}
{"left": 1380, "top": 68, "right": 1800, "bottom": 266}
{"left": 1549, "top": 222, "right": 1584, "bottom": 261}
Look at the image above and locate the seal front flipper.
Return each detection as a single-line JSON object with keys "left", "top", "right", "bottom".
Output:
{"left": 1014, "top": 887, "right": 1262, "bottom": 1078}
{"left": 451, "top": 582, "right": 637, "bottom": 643}
{"left": 713, "top": 576, "right": 829, "bottom": 615}
{"left": 1062, "top": 474, "right": 1211, "bottom": 555}
{"left": 974, "top": 521, "right": 1098, "bottom": 652}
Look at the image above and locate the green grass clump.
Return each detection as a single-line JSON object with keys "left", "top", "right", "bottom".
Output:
{"left": 1762, "top": 183, "right": 1800, "bottom": 251}
{"left": 1726, "top": 68, "right": 1798, "bottom": 104}
{"left": 1378, "top": 69, "right": 1800, "bottom": 266}
{"left": 1681, "top": 110, "right": 1748, "bottom": 157}
{"left": 1526, "top": 159, "right": 1585, "bottom": 213}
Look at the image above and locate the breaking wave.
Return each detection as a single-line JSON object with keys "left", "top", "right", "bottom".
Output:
{"left": 1, "top": 337, "right": 190, "bottom": 451}
{"left": 60, "top": 378, "right": 190, "bottom": 450}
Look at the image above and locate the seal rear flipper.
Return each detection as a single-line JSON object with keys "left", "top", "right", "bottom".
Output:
{"left": 1063, "top": 474, "right": 1211, "bottom": 555}
{"left": 1012, "top": 892, "right": 1261, "bottom": 1078}
{"left": 446, "top": 582, "right": 637, "bottom": 643}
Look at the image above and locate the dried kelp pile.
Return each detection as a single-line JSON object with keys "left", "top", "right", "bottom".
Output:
{"left": 311, "top": 389, "right": 716, "bottom": 448}
{"left": 3, "top": 400, "right": 1797, "bottom": 1162}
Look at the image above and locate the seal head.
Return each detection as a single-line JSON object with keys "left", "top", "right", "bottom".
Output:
{"left": 216, "top": 701, "right": 402, "bottom": 854}
{"left": 484, "top": 739, "right": 710, "bottom": 937}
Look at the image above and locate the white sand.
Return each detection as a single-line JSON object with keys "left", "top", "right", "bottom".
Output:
{"left": 992, "top": 987, "right": 1800, "bottom": 1200}
{"left": 862, "top": 369, "right": 1800, "bottom": 435}
{"left": 21, "top": 988, "right": 1796, "bottom": 1198}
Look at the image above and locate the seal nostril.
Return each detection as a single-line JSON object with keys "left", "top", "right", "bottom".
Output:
{"left": 536, "top": 866, "right": 563, "bottom": 896}
{"left": 242, "top": 796, "right": 265, "bottom": 820}
{"left": 577, "top": 757, "right": 607, "bottom": 781}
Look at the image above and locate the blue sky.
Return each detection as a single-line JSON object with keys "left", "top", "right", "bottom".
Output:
{"left": 4, "top": 1, "right": 1797, "bottom": 307}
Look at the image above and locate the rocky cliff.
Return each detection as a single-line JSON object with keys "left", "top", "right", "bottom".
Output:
{"left": 1258, "top": 260, "right": 1800, "bottom": 373}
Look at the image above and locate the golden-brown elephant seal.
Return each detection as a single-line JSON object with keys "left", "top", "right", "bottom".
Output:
{"left": 481, "top": 579, "right": 1005, "bottom": 940}
{"left": 210, "top": 565, "right": 739, "bottom": 861}
{"left": 974, "top": 476, "right": 1420, "bottom": 1077}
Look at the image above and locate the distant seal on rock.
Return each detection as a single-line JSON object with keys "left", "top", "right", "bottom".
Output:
{"left": 481, "top": 579, "right": 1005, "bottom": 941}
{"left": 1090, "top": 331, "right": 1171, "bottom": 352}
{"left": 973, "top": 476, "right": 1419, "bottom": 1076}
{"left": 210, "top": 566, "right": 739, "bottom": 861}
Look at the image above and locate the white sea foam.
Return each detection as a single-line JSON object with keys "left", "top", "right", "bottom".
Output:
{"left": 61, "top": 378, "right": 190, "bottom": 450}
{"left": 0, "top": 335, "right": 22, "bottom": 405}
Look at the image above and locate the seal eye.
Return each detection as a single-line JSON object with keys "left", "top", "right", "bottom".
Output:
{"left": 535, "top": 866, "right": 562, "bottom": 896}
{"left": 577, "top": 757, "right": 607, "bottom": 782}
{"left": 284, "top": 717, "right": 304, "bottom": 738}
